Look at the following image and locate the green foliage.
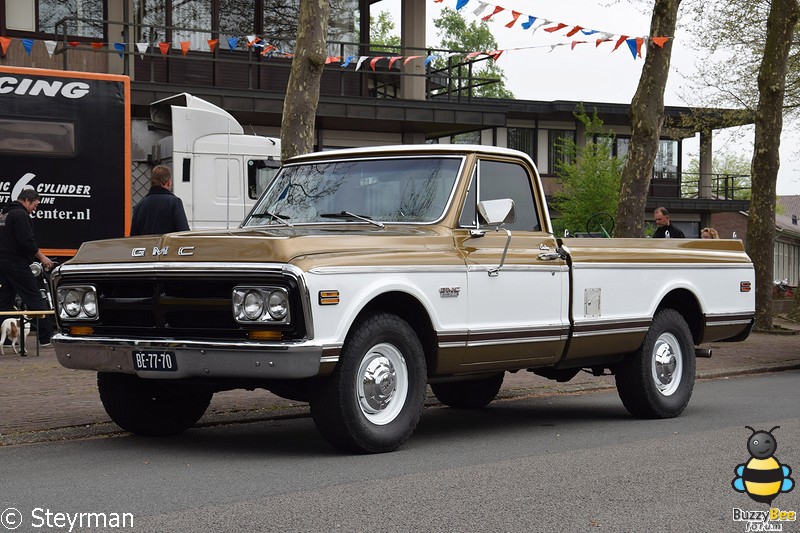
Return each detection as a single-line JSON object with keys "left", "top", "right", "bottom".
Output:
{"left": 432, "top": 8, "right": 513, "bottom": 99}
{"left": 370, "top": 10, "right": 401, "bottom": 52}
{"left": 550, "top": 106, "right": 623, "bottom": 236}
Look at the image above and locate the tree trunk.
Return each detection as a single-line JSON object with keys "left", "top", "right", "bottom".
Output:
{"left": 280, "top": 0, "right": 330, "bottom": 161}
{"left": 614, "top": 0, "right": 681, "bottom": 237}
{"left": 788, "top": 286, "right": 800, "bottom": 322}
{"left": 746, "top": 0, "right": 799, "bottom": 331}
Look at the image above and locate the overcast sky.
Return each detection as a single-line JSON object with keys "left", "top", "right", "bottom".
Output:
{"left": 376, "top": 0, "right": 800, "bottom": 195}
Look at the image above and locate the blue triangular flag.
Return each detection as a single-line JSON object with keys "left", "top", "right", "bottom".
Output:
{"left": 227, "top": 37, "right": 238, "bottom": 50}
{"left": 113, "top": 42, "right": 126, "bottom": 58}
{"left": 456, "top": 0, "right": 470, "bottom": 10}
{"left": 22, "top": 39, "right": 34, "bottom": 55}
{"left": 342, "top": 56, "right": 353, "bottom": 68}
{"left": 626, "top": 38, "right": 638, "bottom": 59}
{"left": 521, "top": 16, "right": 536, "bottom": 29}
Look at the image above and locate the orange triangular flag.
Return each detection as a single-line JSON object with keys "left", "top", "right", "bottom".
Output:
{"left": 482, "top": 6, "right": 504, "bottom": 21}
{"left": 91, "top": 42, "right": 104, "bottom": 49}
{"left": 613, "top": 35, "right": 629, "bottom": 52}
{"left": 566, "top": 25, "right": 583, "bottom": 37}
{"left": 208, "top": 39, "right": 218, "bottom": 53}
{"left": 651, "top": 36, "right": 669, "bottom": 48}
{"left": 544, "top": 22, "right": 568, "bottom": 33}
{"left": 635, "top": 37, "right": 644, "bottom": 57}
{"left": 369, "top": 56, "right": 384, "bottom": 70}
{"left": 487, "top": 50, "right": 503, "bottom": 61}
{"left": 505, "top": 11, "right": 522, "bottom": 28}
{"left": 180, "top": 41, "right": 190, "bottom": 55}
{"left": 0, "top": 36, "right": 10, "bottom": 54}
{"left": 158, "top": 42, "right": 170, "bottom": 56}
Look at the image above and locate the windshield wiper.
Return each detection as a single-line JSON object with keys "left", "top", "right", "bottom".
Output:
{"left": 248, "top": 211, "right": 294, "bottom": 227}
{"left": 320, "top": 211, "right": 385, "bottom": 228}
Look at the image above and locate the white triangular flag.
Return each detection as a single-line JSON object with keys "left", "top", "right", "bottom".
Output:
{"left": 136, "top": 42, "right": 148, "bottom": 58}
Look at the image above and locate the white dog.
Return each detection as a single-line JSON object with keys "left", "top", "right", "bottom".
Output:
{"left": 0, "top": 318, "right": 31, "bottom": 355}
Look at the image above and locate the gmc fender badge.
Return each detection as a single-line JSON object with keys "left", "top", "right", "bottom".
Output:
{"left": 131, "top": 246, "right": 195, "bottom": 257}
{"left": 439, "top": 286, "right": 461, "bottom": 297}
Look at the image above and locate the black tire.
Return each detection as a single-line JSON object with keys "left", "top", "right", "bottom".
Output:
{"left": 615, "top": 309, "right": 696, "bottom": 418}
{"left": 431, "top": 373, "right": 504, "bottom": 409}
{"left": 310, "top": 313, "right": 427, "bottom": 453}
{"left": 97, "top": 372, "right": 212, "bottom": 436}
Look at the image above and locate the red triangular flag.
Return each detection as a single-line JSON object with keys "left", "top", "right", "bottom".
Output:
{"left": 571, "top": 41, "right": 587, "bottom": 50}
{"left": 482, "top": 6, "right": 504, "bottom": 21}
{"left": 208, "top": 39, "right": 218, "bottom": 53}
{"left": 158, "top": 42, "right": 170, "bottom": 56}
{"left": 0, "top": 36, "right": 10, "bottom": 54}
{"left": 613, "top": 35, "right": 629, "bottom": 52}
{"left": 403, "top": 55, "right": 422, "bottom": 65}
{"left": 595, "top": 38, "right": 612, "bottom": 47}
{"left": 651, "top": 36, "right": 669, "bottom": 48}
{"left": 505, "top": 11, "right": 522, "bottom": 28}
{"left": 91, "top": 42, "right": 104, "bottom": 49}
{"left": 487, "top": 50, "right": 503, "bottom": 61}
{"left": 388, "top": 56, "right": 402, "bottom": 70}
{"left": 68, "top": 41, "right": 80, "bottom": 47}
{"left": 544, "top": 22, "right": 568, "bottom": 33}
{"left": 180, "top": 41, "right": 190, "bottom": 55}
{"left": 566, "top": 25, "right": 583, "bottom": 37}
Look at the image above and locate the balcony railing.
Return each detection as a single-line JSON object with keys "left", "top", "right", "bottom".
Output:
{"left": 53, "top": 16, "right": 501, "bottom": 103}
{"left": 650, "top": 171, "right": 751, "bottom": 201}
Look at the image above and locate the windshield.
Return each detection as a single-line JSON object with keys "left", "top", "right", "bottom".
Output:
{"left": 242, "top": 156, "right": 463, "bottom": 226}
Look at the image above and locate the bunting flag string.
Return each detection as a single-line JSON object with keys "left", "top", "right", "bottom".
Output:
{"left": 443, "top": 0, "right": 670, "bottom": 59}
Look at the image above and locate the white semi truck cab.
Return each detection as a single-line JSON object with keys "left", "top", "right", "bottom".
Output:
{"left": 149, "top": 93, "right": 281, "bottom": 230}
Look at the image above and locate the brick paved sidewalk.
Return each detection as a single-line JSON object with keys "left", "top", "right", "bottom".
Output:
{"left": 1, "top": 318, "right": 798, "bottom": 443}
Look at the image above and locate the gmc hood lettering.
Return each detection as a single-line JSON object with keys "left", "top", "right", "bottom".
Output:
{"left": 132, "top": 246, "right": 195, "bottom": 257}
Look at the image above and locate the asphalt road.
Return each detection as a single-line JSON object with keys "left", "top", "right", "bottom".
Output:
{"left": 1, "top": 371, "right": 798, "bottom": 533}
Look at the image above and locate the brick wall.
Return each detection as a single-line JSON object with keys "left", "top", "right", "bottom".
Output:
{"left": 710, "top": 212, "right": 749, "bottom": 243}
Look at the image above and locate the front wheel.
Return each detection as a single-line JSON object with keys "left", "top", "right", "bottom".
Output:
{"left": 615, "top": 309, "right": 696, "bottom": 418}
{"left": 310, "top": 313, "right": 427, "bottom": 453}
{"left": 97, "top": 372, "right": 212, "bottom": 436}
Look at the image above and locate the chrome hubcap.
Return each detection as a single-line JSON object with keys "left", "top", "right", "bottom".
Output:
{"left": 651, "top": 332, "right": 682, "bottom": 396}
{"left": 357, "top": 343, "right": 408, "bottom": 425}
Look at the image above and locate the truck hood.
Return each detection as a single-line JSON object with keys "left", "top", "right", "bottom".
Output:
{"left": 66, "top": 225, "right": 458, "bottom": 270}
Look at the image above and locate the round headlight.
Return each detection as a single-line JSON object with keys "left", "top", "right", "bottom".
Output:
{"left": 267, "top": 290, "right": 288, "bottom": 320}
{"left": 243, "top": 290, "right": 264, "bottom": 320}
{"left": 82, "top": 291, "right": 97, "bottom": 317}
{"left": 64, "top": 290, "right": 82, "bottom": 317}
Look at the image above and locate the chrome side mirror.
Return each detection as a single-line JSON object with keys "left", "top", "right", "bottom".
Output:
{"left": 475, "top": 198, "right": 515, "bottom": 277}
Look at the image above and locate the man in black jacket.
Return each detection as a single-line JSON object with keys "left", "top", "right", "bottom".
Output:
{"left": 653, "top": 206, "right": 685, "bottom": 238}
{"left": 131, "top": 165, "right": 190, "bottom": 235}
{"left": 0, "top": 188, "right": 54, "bottom": 347}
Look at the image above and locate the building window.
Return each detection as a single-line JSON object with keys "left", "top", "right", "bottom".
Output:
{"left": 39, "top": 0, "right": 104, "bottom": 38}
{"left": 548, "top": 130, "right": 575, "bottom": 174}
{"left": 451, "top": 131, "right": 481, "bottom": 145}
{"left": 507, "top": 127, "right": 535, "bottom": 160}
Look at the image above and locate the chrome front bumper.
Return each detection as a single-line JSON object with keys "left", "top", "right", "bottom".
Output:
{"left": 52, "top": 334, "right": 326, "bottom": 380}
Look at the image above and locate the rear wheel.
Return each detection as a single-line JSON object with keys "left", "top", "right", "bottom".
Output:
{"left": 98, "top": 372, "right": 212, "bottom": 436}
{"left": 615, "top": 309, "right": 696, "bottom": 418}
{"left": 431, "top": 373, "right": 504, "bottom": 409}
{"left": 310, "top": 313, "right": 427, "bottom": 453}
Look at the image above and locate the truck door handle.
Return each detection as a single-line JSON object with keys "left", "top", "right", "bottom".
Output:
{"left": 538, "top": 252, "right": 561, "bottom": 261}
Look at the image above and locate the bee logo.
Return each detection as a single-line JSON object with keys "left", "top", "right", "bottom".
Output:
{"left": 732, "top": 426, "right": 794, "bottom": 504}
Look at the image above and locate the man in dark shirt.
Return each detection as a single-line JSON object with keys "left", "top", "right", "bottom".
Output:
{"left": 0, "top": 188, "right": 54, "bottom": 347}
{"left": 653, "top": 206, "right": 685, "bottom": 238}
{"left": 131, "top": 165, "right": 190, "bottom": 235}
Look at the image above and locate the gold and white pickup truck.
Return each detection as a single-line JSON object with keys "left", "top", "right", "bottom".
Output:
{"left": 51, "top": 144, "right": 755, "bottom": 453}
